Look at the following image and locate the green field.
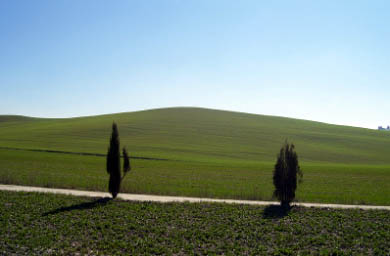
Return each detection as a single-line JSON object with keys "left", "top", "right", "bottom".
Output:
{"left": 1, "top": 191, "right": 389, "bottom": 255}
{"left": 1, "top": 107, "right": 390, "bottom": 204}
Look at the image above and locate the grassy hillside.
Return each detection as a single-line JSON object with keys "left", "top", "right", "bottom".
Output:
{"left": 1, "top": 107, "right": 390, "bottom": 204}
{"left": 1, "top": 107, "right": 390, "bottom": 164}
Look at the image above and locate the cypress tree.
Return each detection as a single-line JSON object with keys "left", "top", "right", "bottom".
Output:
{"left": 106, "top": 123, "right": 120, "bottom": 198}
{"left": 106, "top": 123, "right": 132, "bottom": 198}
{"left": 122, "top": 148, "right": 131, "bottom": 180}
{"left": 273, "top": 140, "right": 302, "bottom": 208}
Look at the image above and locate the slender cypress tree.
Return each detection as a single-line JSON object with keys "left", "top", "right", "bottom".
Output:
{"left": 273, "top": 140, "right": 302, "bottom": 208}
{"left": 107, "top": 123, "right": 121, "bottom": 198}
{"left": 106, "top": 123, "right": 132, "bottom": 198}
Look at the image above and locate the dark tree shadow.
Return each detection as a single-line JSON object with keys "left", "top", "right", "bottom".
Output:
{"left": 42, "top": 197, "right": 112, "bottom": 216}
{"left": 262, "top": 204, "right": 292, "bottom": 219}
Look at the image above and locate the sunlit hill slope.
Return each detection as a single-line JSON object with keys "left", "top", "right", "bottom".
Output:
{"left": 1, "top": 107, "right": 389, "bottom": 165}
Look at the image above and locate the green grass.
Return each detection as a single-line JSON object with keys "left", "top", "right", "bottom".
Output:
{"left": 1, "top": 107, "right": 390, "bottom": 164}
{"left": 1, "top": 191, "right": 389, "bottom": 255}
{"left": 1, "top": 107, "right": 390, "bottom": 205}
{"left": 1, "top": 148, "right": 390, "bottom": 205}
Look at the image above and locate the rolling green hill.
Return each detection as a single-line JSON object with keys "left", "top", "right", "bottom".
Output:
{"left": 1, "top": 107, "right": 390, "bottom": 204}
{"left": 1, "top": 107, "right": 389, "bottom": 165}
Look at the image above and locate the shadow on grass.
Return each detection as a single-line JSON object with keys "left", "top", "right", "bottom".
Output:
{"left": 262, "top": 204, "right": 292, "bottom": 219}
{"left": 42, "top": 197, "right": 112, "bottom": 216}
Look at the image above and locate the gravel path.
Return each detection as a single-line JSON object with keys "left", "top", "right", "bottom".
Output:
{"left": 1, "top": 184, "right": 389, "bottom": 210}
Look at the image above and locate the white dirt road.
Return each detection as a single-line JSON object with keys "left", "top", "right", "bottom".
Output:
{"left": 1, "top": 184, "right": 389, "bottom": 210}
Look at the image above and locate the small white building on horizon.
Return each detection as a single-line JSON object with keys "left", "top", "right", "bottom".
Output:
{"left": 378, "top": 125, "right": 390, "bottom": 131}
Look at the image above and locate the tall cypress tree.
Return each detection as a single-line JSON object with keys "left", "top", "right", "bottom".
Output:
{"left": 106, "top": 123, "right": 132, "bottom": 198}
{"left": 273, "top": 140, "right": 302, "bottom": 208}
{"left": 107, "top": 123, "right": 122, "bottom": 198}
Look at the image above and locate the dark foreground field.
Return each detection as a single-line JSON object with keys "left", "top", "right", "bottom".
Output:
{"left": 1, "top": 191, "right": 389, "bottom": 255}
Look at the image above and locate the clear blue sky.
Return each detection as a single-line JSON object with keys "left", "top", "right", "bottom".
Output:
{"left": 1, "top": 0, "right": 389, "bottom": 129}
